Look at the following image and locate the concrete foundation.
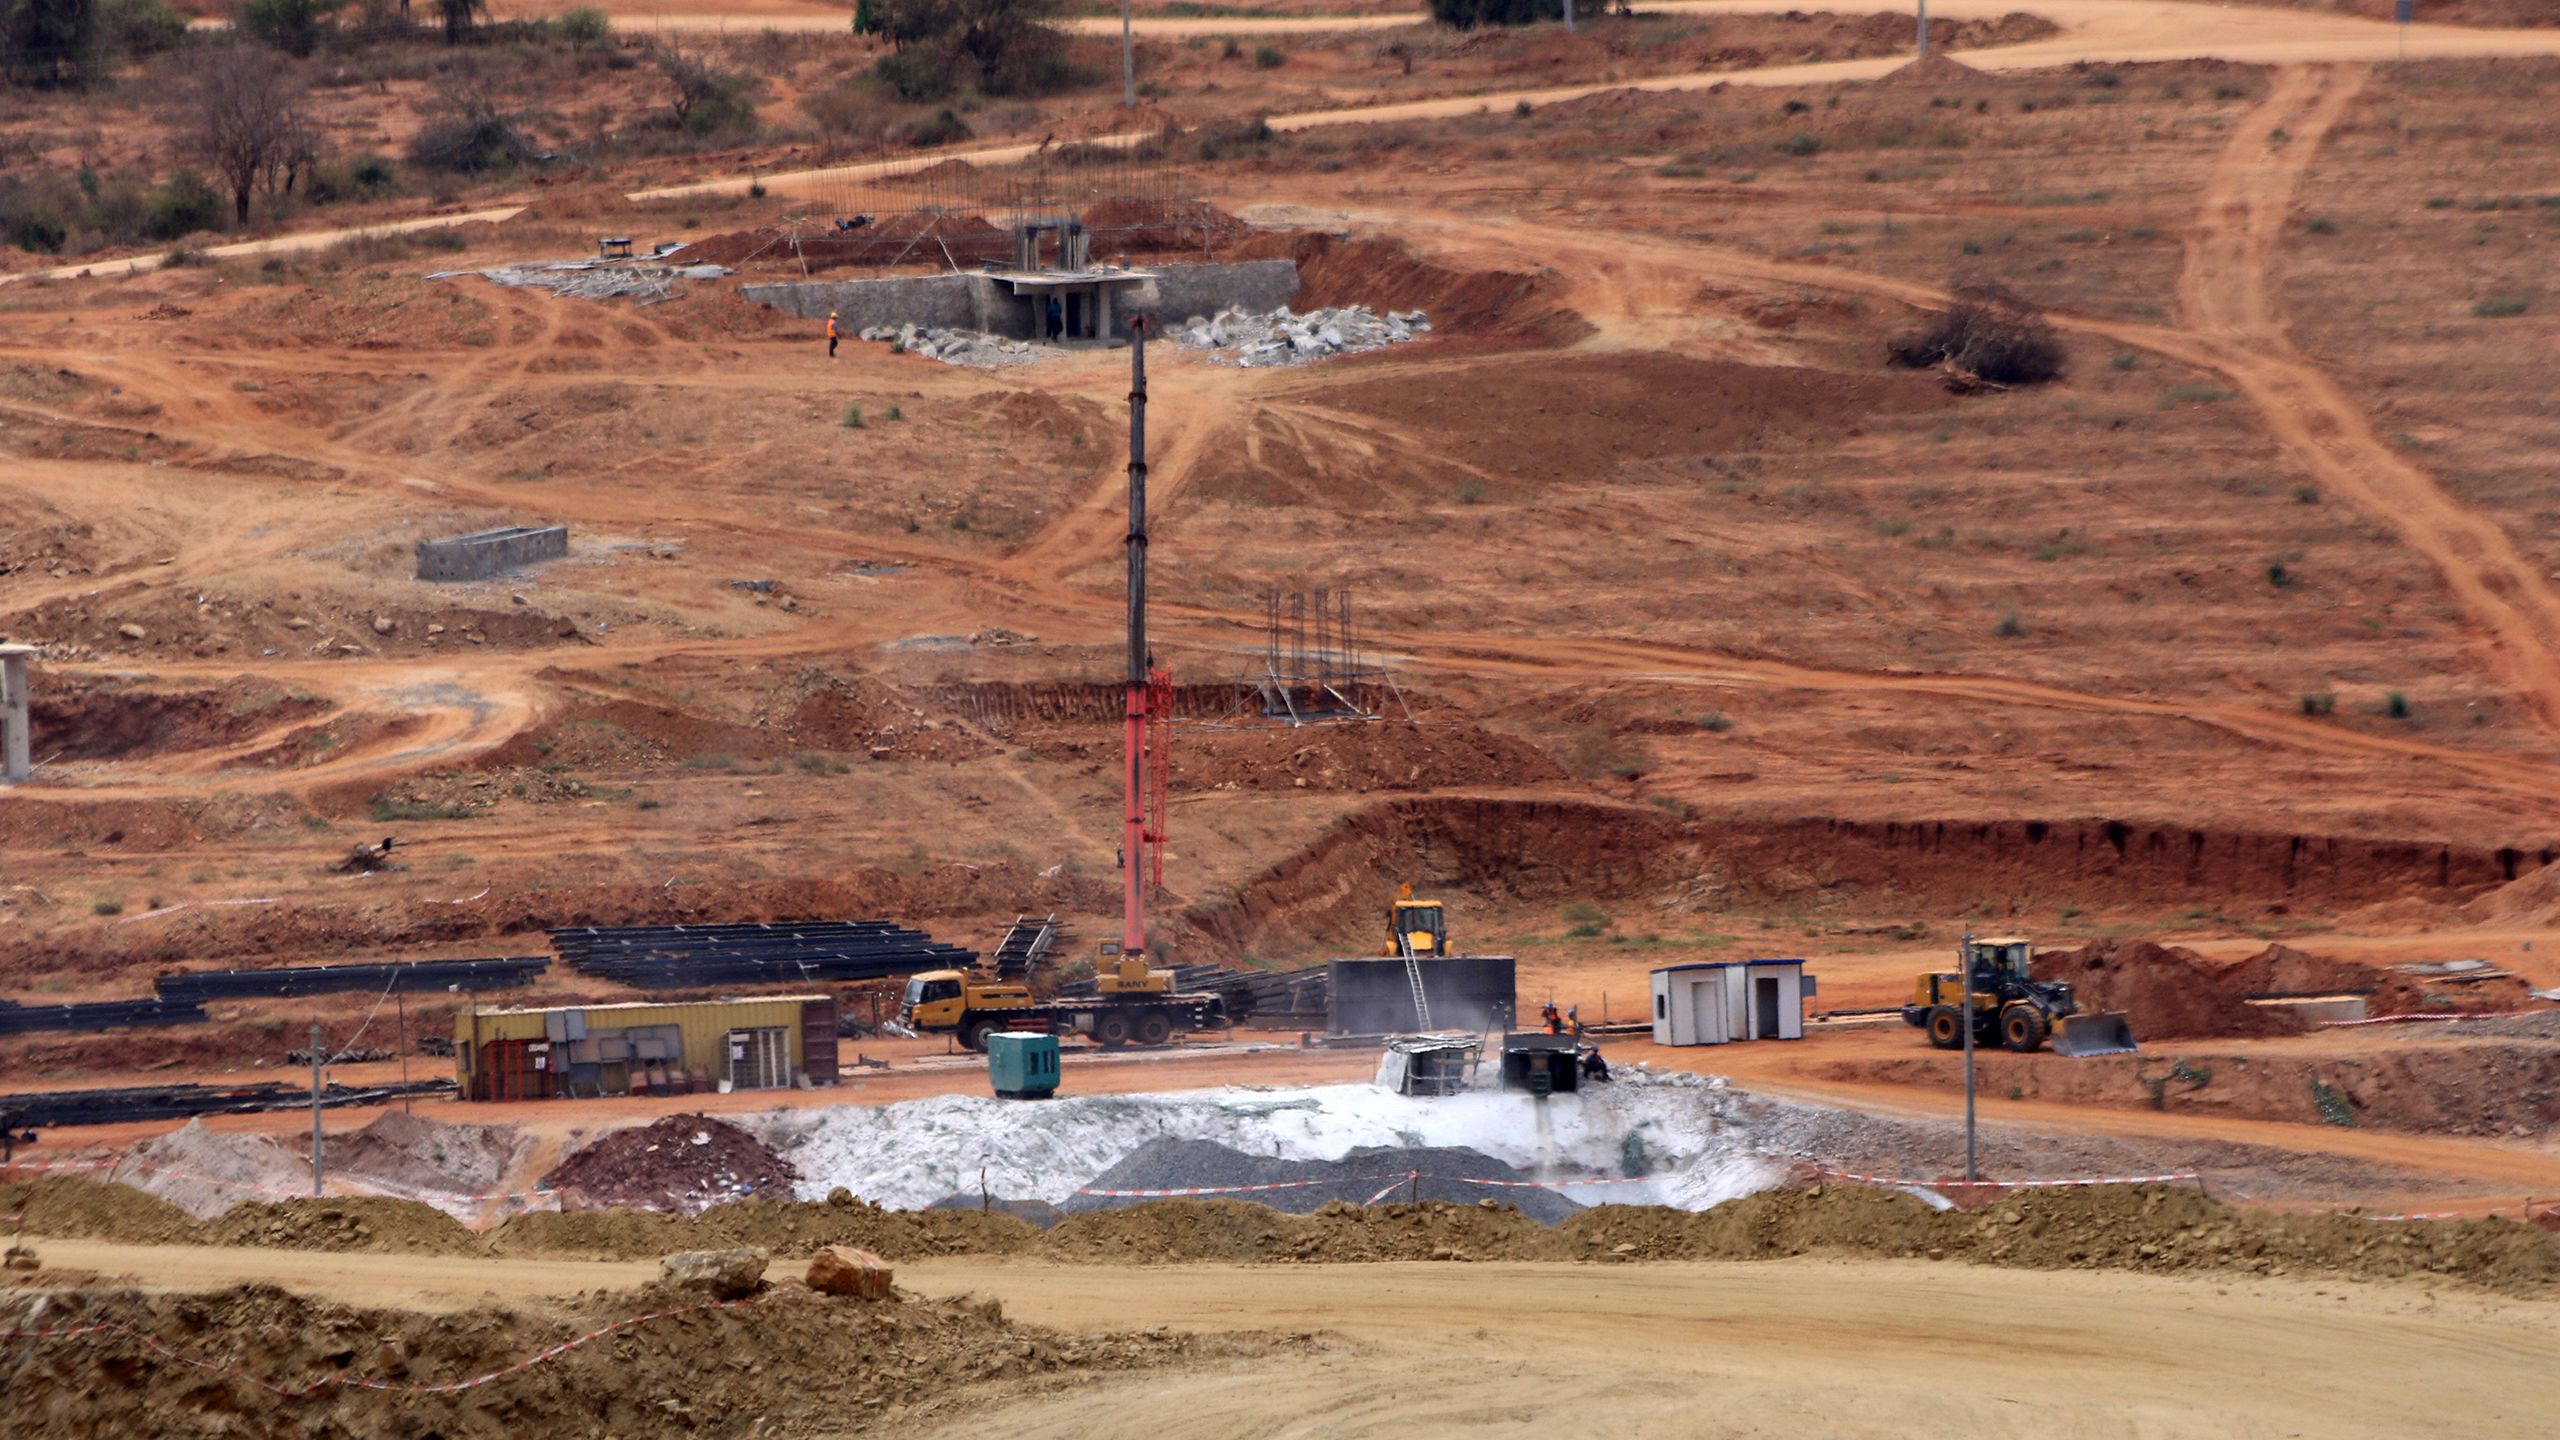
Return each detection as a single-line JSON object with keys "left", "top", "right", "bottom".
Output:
{"left": 416, "top": 525, "right": 569, "bottom": 582}
{"left": 743, "top": 260, "right": 1301, "bottom": 342}
{"left": 0, "top": 644, "right": 31, "bottom": 783}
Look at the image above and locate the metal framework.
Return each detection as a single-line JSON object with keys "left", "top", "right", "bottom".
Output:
{"left": 1256, "top": 588, "right": 1410, "bottom": 725}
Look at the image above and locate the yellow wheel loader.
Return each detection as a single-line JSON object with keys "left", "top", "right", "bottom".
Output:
{"left": 1903, "top": 936, "right": 2138, "bottom": 1058}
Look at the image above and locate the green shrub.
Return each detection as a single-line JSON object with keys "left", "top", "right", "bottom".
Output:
{"left": 2472, "top": 294, "right": 2530, "bottom": 318}
{"left": 1428, "top": 0, "right": 1562, "bottom": 28}
{"left": 147, "top": 170, "right": 223, "bottom": 240}
{"left": 1776, "top": 131, "right": 1823, "bottom": 157}
{"left": 240, "top": 0, "right": 347, "bottom": 56}
{"left": 1995, "top": 610, "right": 2024, "bottom": 638}
{"left": 2299, "top": 691, "right": 2335, "bottom": 716}
{"left": 843, "top": 404, "right": 867, "bottom": 428}
{"left": 1253, "top": 43, "right": 1283, "bottom": 68}
{"left": 105, "top": 0, "right": 188, "bottom": 55}
{"left": 556, "top": 6, "right": 610, "bottom": 42}
{"left": 2385, "top": 690, "right": 2410, "bottom": 719}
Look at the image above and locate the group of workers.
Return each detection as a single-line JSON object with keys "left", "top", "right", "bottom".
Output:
{"left": 1538, "top": 1000, "right": 1611, "bottom": 1081}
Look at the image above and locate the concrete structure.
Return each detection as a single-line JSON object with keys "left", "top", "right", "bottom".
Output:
{"left": 742, "top": 259, "right": 1301, "bottom": 343}
{"left": 455, "top": 995, "right": 837, "bottom": 1101}
{"left": 1327, "top": 955, "right": 1515, "bottom": 1036}
{"left": 1649, "top": 960, "right": 1814, "bottom": 1046}
{"left": 415, "top": 524, "right": 568, "bottom": 582}
{"left": 0, "top": 644, "right": 31, "bottom": 783}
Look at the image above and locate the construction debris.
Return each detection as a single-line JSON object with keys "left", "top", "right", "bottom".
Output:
{"left": 858, "top": 323, "right": 1040, "bottom": 368}
{"left": 1173, "top": 305, "right": 1428, "bottom": 367}
{"left": 434, "top": 260, "right": 732, "bottom": 304}
{"left": 543, "top": 1112, "right": 798, "bottom": 1214}
{"left": 660, "top": 1245, "right": 769, "bottom": 1298}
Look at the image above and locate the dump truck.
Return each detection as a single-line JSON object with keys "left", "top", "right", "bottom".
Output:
{"left": 1902, "top": 936, "right": 2138, "bottom": 1057}
{"left": 898, "top": 942, "right": 1227, "bottom": 1052}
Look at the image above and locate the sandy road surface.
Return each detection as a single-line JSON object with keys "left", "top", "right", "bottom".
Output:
{"left": 20, "top": 1243, "right": 2558, "bottom": 1436}
{"left": 630, "top": 0, "right": 2560, "bottom": 200}
{"left": 0, "top": 207, "right": 524, "bottom": 289}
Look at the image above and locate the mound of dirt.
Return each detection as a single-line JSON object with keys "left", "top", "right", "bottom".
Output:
{"left": 487, "top": 1195, "right": 1040, "bottom": 1261}
{"left": 2038, "top": 939, "right": 2531, "bottom": 1039}
{"left": 2461, "top": 858, "right": 2560, "bottom": 926}
{"left": 0, "top": 1176, "right": 199, "bottom": 1244}
{"left": 1065, "top": 1139, "right": 1585, "bottom": 1224}
{"left": 111, "top": 1119, "right": 313, "bottom": 1220}
{"left": 1879, "top": 52, "right": 1984, "bottom": 85}
{"left": 308, "top": 1111, "right": 533, "bottom": 1212}
{"left": 926, "top": 1194, "right": 1068, "bottom": 1228}
{"left": 543, "top": 1114, "right": 800, "bottom": 1215}
{"left": 198, "top": 1197, "right": 481, "bottom": 1254}
{"left": 1, "top": 1280, "right": 1305, "bottom": 1439}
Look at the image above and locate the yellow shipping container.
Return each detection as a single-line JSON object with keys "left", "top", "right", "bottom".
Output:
{"left": 455, "top": 995, "right": 837, "bottom": 1101}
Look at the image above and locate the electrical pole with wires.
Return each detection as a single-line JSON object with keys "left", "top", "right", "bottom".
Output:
{"left": 309, "top": 1020, "right": 325, "bottom": 1198}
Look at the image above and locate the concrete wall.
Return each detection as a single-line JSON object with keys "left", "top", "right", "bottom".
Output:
{"left": 416, "top": 525, "right": 568, "bottom": 582}
{"left": 744, "top": 273, "right": 999, "bottom": 333}
{"left": 1326, "top": 956, "right": 1515, "bottom": 1035}
{"left": 1134, "top": 259, "right": 1300, "bottom": 326}
{"left": 743, "top": 259, "right": 1301, "bottom": 340}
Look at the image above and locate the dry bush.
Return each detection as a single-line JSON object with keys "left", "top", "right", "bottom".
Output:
{"left": 1888, "top": 276, "right": 2066, "bottom": 386}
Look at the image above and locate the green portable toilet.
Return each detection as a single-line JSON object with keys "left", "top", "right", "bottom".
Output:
{"left": 987, "top": 1031, "right": 1060, "bottom": 1099}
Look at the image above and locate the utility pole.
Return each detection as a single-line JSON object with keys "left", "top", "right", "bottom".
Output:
{"left": 1917, "top": 0, "right": 1929, "bottom": 57}
{"left": 309, "top": 1020, "right": 326, "bottom": 1198}
{"left": 1121, "top": 316, "right": 1151, "bottom": 965}
{"left": 1959, "top": 932, "right": 1977, "bottom": 1184}
{"left": 1122, "top": 0, "right": 1136, "bottom": 107}
{"left": 397, "top": 990, "right": 412, "bottom": 1114}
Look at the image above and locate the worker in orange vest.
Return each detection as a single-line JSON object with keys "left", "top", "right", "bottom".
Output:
{"left": 1541, "top": 1001, "right": 1562, "bottom": 1035}
{"left": 827, "top": 311, "right": 841, "bottom": 360}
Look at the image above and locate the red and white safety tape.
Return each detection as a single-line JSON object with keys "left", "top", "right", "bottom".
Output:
{"left": 1363, "top": 1173, "right": 1417, "bottom": 1207}
{"left": 1074, "top": 1180, "right": 1330, "bottom": 1198}
{"left": 2319, "top": 1009, "right": 2548, "bottom": 1028}
{"left": 1818, "top": 1168, "right": 2201, "bottom": 1189}
{"left": 0, "top": 1297, "right": 756, "bottom": 1396}
{"left": 1450, "top": 1175, "right": 1650, "bottom": 1189}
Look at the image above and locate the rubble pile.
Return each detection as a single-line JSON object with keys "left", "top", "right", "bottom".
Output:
{"left": 1173, "top": 305, "right": 1429, "bottom": 367}
{"left": 860, "top": 323, "right": 1040, "bottom": 368}
{"left": 543, "top": 1113, "right": 798, "bottom": 1215}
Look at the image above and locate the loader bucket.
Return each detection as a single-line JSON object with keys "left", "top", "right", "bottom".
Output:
{"left": 2052, "top": 1011, "right": 2138, "bottom": 1058}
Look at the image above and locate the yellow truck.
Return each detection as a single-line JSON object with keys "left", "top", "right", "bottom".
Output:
{"left": 898, "top": 944, "right": 1227, "bottom": 1052}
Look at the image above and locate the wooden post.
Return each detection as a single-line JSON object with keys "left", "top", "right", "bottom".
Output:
{"left": 310, "top": 1021, "right": 326, "bottom": 1198}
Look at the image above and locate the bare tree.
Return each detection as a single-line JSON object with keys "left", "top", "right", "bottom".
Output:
{"left": 184, "top": 50, "right": 314, "bottom": 225}
{"left": 436, "top": 0, "right": 485, "bottom": 44}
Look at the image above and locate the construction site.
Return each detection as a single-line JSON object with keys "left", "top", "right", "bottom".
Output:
{"left": 4, "top": 0, "right": 2560, "bottom": 1433}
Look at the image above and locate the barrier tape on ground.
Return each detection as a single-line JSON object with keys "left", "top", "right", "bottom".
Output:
{"left": 1818, "top": 1168, "right": 2201, "bottom": 1190}
{"left": 0, "top": 1297, "right": 755, "bottom": 1396}
{"left": 1364, "top": 1173, "right": 1418, "bottom": 1207}
{"left": 2319, "top": 1010, "right": 2548, "bottom": 1028}
{"left": 1449, "top": 1176, "right": 1651, "bottom": 1189}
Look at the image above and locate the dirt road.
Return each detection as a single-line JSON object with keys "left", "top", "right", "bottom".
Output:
{"left": 21, "top": 1241, "right": 2556, "bottom": 1437}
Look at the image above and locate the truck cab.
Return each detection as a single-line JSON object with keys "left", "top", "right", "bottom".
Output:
{"left": 900, "top": 970, "right": 1033, "bottom": 1033}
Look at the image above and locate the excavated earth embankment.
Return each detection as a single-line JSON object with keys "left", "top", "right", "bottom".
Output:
{"left": 7, "top": 1177, "right": 2555, "bottom": 1291}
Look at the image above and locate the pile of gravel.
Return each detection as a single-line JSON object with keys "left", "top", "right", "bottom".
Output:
{"left": 1172, "top": 305, "right": 1428, "bottom": 367}
{"left": 1064, "top": 1138, "right": 1587, "bottom": 1224}
{"left": 860, "top": 323, "right": 1039, "bottom": 368}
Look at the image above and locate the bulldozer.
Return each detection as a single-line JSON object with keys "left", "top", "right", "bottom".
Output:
{"left": 1903, "top": 936, "right": 2138, "bottom": 1057}
{"left": 1381, "top": 884, "right": 1451, "bottom": 959}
